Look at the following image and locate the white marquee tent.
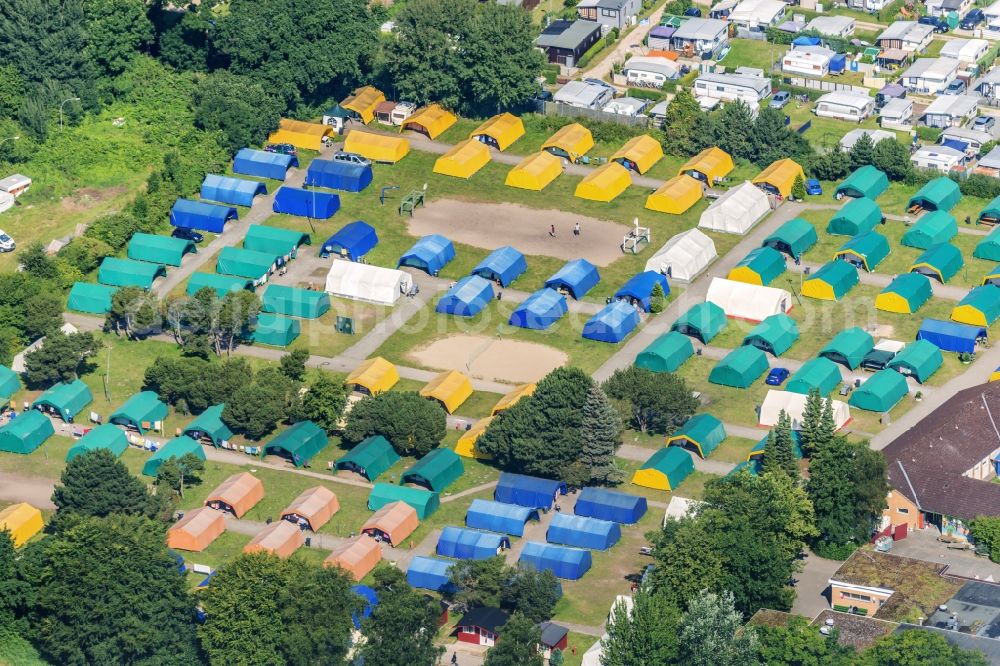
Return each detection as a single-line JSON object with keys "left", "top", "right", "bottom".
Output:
{"left": 759, "top": 390, "right": 851, "bottom": 431}
{"left": 698, "top": 181, "right": 771, "bottom": 234}
{"left": 324, "top": 261, "right": 413, "bottom": 306}
{"left": 0, "top": 192, "right": 13, "bottom": 215}
{"left": 705, "top": 277, "right": 791, "bottom": 322}
{"left": 643, "top": 228, "right": 717, "bottom": 282}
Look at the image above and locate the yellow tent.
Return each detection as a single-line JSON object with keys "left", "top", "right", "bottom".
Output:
{"left": 420, "top": 370, "right": 473, "bottom": 414}
{"left": 505, "top": 152, "right": 563, "bottom": 191}
{"left": 990, "top": 366, "right": 1000, "bottom": 382}
{"left": 753, "top": 158, "right": 805, "bottom": 199}
{"left": 542, "top": 123, "right": 594, "bottom": 163}
{"left": 346, "top": 357, "right": 399, "bottom": 395}
{"left": 433, "top": 140, "right": 491, "bottom": 179}
{"left": 341, "top": 86, "right": 386, "bottom": 124}
{"left": 491, "top": 383, "right": 536, "bottom": 415}
{"left": 575, "top": 163, "right": 631, "bottom": 202}
{"left": 401, "top": 104, "right": 457, "bottom": 140}
{"left": 455, "top": 416, "right": 495, "bottom": 459}
{"left": 679, "top": 147, "right": 735, "bottom": 184}
{"left": 610, "top": 135, "right": 663, "bottom": 174}
{"left": 0, "top": 502, "right": 43, "bottom": 547}
{"left": 267, "top": 119, "right": 332, "bottom": 152}
{"left": 470, "top": 113, "right": 525, "bottom": 151}
{"left": 645, "top": 175, "right": 703, "bottom": 214}
{"left": 343, "top": 131, "right": 410, "bottom": 163}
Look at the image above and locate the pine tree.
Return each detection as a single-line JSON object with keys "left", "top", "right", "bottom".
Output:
{"left": 579, "top": 385, "right": 623, "bottom": 484}
{"left": 798, "top": 389, "right": 823, "bottom": 457}
{"left": 677, "top": 590, "right": 760, "bottom": 666}
{"left": 483, "top": 613, "right": 543, "bottom": 666}
{"left": 761, "top": 410, "right": 797, "bottom": 478}
{"left": 649, "top": 282, "right": 666, "bottom": 314}
{"left": 791, "top": 174, "right": 807, "bottom": 201}
{"left": 817, "top": 397, "right": 836, "bottom": 452}
{"left": 849, "top": 132, "right": 876, "bottom": 169}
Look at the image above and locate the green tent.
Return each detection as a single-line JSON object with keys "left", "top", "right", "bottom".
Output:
{"left": 670, "top": 302, "right": 727, "bottom": 344}
{"left": 0, "top": 365, "right": 20, "bottom": 402}
{"left": 401, "top": 448, "right": 465, "bottom": 492}
{"left": 730, "top": 246, "right": 786, "bottom": 286}
{"left": 109, "top": 391, "right": 168, "bottom": 434}
{"left": 67, "top": 282, "right": 118, "bottom": 315}
{"left": 978, "top": 195, "right": 1000, "bottom": 225}
{"left": 786, "top": 357, "right": 842, "bottom": 395}
{"left": 762, "top": 218, "right": 818, "bottom": 259}
{"left": 749, "top": 431, "right": 803, "bottom": 460}
{"left": 127, "top": 233, "right": 196, "bottom": 267}
{"left": 819, "top": 327, "right": 874, "bottom": 370}
{"left": 97, "top": 257, "right": 167, "bottom": 289}
{"left": 908, "top": 177, "right": 961, "bottom": 213}
{"left": 835, "top": 165, "right": 889, "bottom": 201}
{"left": 952, "top": 285, "right": 1000, "bottom": 327}
{"left": 974, "top": 227, "right": 1000, "bottom": 262}
{"left": 216, "top": 246, "right": 276, "bottom": 281}
{"left": 249, "top": 313, "right": 300, "bottom": 347}
{"left": 262, "top": 284, "right": 331, "bottom": 319}
{"left": 367, "top": 482, "right": 440, "bottom": 519}
{"left": 665, "top": 413, "right": 726, "bottom": 458}
{"left": 826, "top": 197, "right": 882, "bottom": 236}
{"left": 243, "top": 224, "right": 311, "bottom": 257}
{"left": 186, "top": 273, "right": 254, "bottom": 298}
{"left": 66, "top": 424, "right": 129, "bottom": 462}
{"left": 742, "top": 313, "right": 799, "bottom": 356}
{"left": 901, "top": 211, "right": 958, "bottom": 250}
{"left": 834, "top": 232, "right": 890, "bottom": 272}
{"left": 910, "top": 243, "right": 963, "bottom": 283}
{"left": 803, "top": 261, "right": 859, "bottom": 301}
{"left": 0, "top": 410, "right": 54, "bottom": 454}
{"left": 849, "top": 369, "right": 909, "bottom": 413}
{"left": 708, "top": 345, "right": 769, "bottom": 389}
{"left": 335, "top": 435, "right": 401, "bottom": 481}
{"left": 264, "top": 420, "right": 326, "bottom": 467}
{"left": 633, "top": 447, "right": 693, "bottom": 491}
{"left": 634, "top": 331, "right": 695, "bottom": 373}
{"left": 876, "top": 273, "right": 932, "bottom": 314}
{"left": 31, "top": 379, "right": 92, "bottom": 421}
{"left": 887, "top": 340, "right": 942, "bottom": 384}
{"left": 984, "top": 265, "right": 1000, "bottom": 287}
{"left": 182, "top": 404, "right": 234, "bottom": 446}
{"left": 142, "top": 435, "right": 205, "bottom": 477}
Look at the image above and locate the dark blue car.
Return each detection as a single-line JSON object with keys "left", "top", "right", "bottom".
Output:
{"left": 766, "top": 368, "right": 790, "bottom": 386}
{"left": 806, "top": 179, "right": 822, "bottom": 196}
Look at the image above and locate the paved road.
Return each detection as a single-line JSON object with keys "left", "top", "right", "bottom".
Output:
{"left": 791, "top": 549, "right": 843, "bottom": 618}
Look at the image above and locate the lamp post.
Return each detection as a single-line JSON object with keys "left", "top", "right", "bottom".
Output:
{"left": 60, "top": 97, "right": 81, "bottom": 130}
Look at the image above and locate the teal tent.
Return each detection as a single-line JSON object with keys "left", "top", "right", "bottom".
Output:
{"left": 665, "top": 414, "right": 726, "bottom": 458}
{"left": 66, "top": 424, "right": 129, "bottom": 462}
{"left": 67, "top": 282, "right": 118, "bottom": 315}
{"left": 974, "top": 227, "right": 1000, "bottom": 262}
{"left": 634, "top": 331, "right": 695, "bottom": 373}
{"left": 401, "top": 448, "right": 465, "bottom": 492}
{"left": 186, "top": 273, "right": 254, "bottom": 298}
{"left": 826, "top": 197, "right": 882, "bottom": 236}
{"left": 819, "top": 327, "right": 874, "bottom": 369}
{"left": 908, "top": 177, "right": 960, "bottom": 213}
{"left": 0, "top": 365, "right": 20, "bottom": 402}
{"left": 887, "top": 340, "right": 942, "bottom": 384}
{"left": 0, "top": 410, "right": 54, "bottom": 454}
{"left": 182, "top": 405, "right": 234, "bottom": 446}
{"left": 97, "top": 257, "right": 166, "bottom": 289}
{"left": 243, "top": 224, "right": 311, "bottom": 257}
{"left": 901, "top": 211, "right": 957, "bottom": 250}
{"left": 109, "top": 391, "right": 168, "bottom": 434}
{"left": 834, "top": 232, "right": 890, "bottom": 272}
{"left": 263, "top": 421, "right": 326, "bottom": 467}
{"left": 335, "top": 435, "right": 401, "bottom": 481}
{"left": 142, "top": 436, "right": 205, "bottom": 477}
{"left": 262, "top": 284, "right": 330, "bottom": 319}
{"left": 32, "top": 379, "right": 92, "bottom": 422}
{"left": 848, "top": 369, "right": 908, "bottom": 412}
{"left": 670, "top": 302, "right": 727, "bottom": 343}
{"left": 835, "top": 165, "right": 888, "bottom": 200}
{"left": 216, "top": 246, "right": 276, "bottom": 281}
{"left": 786, "top": 357, "right": 842, "bottom": 395}
{"left": 742, "top": 313, "right": 799, "bottom": 356}
{"left": 762, "top": 218, "right": 817, "bottom": 259}
{"left": 249, "top": 314, "right": 300, "bottom": 347}
{"left": 127, "top": 233, "right": 196, "bottom": 267}
{"left": 708, "top": 346, "right": 769, "bottom": 388}
{"left": 910, "top": 243, "right": 963, "bottom": 283}
{"left": 368, "top": 483, "right": 440, "bottom": 519}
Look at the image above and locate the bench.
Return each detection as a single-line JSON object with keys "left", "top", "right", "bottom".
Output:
{"left": 399, "top": 190, "right": 425, "bottom": 217}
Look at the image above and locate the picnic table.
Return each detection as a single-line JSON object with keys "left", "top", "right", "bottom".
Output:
{"left": 399, "top": 189, "right": 425, "bottom": 217}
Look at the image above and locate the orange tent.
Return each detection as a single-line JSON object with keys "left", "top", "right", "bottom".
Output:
{"left": 167, "top": 507, "right": 226, "bottom": 552}
{"left": 324, "top": 534, "right": 382, "bottom": 580}
{"left": 281, "top": 486, "right": 340, "bottom": 531}
{"left": 204, "top": 472, "right": 264, "bottom": 518}
{"left": 243, "top": 520, "right": 305, "bottom": 558}
{"left": 361, "top": 501, "right": 419, "bottom": 546}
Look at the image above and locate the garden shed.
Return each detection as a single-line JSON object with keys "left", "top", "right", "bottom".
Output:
{"left": 908, "top": 177, "right": 960, "bottom": 212}
{"left": 66, "top": 424, "right": 128, "bottom": 462}
{"left": 141, "top": 436, "right": 205, "bottom": 477}
{"left": 325, "top": 535, "right": 381, "bottom": 580}
{"left": 575, "top": 163, "right": 631, "bottom": 202}
{"left": 505, "top": 152, "right": 562, "bottom": 191}
{"left": 0, "top": 411, "right": 53, "bottom": 454}
{"left": 401, "top": 104, "right": 457, "bottom": 139}
{"left": 470, "top": 113, "right": 525, "bottom": 151}
{"left": 803, "top": 261, "right": 860, "bottom": 301}
{"left": 547, "top": 513, "right": 621, "bottom": 550}
{"left": 343, "top": 131, "right": 410, "bottom": 163}
{"left": 611, "top": 135, "right": 663, "bottom": 174}
{"left": 635, "top": 331, "right": 694, "bottom": 373}
{"left": 433, "top": 140, "right": 491, "bottom": 179}
{"left": 455, "top": 417, "right": 493, "bottom": 459}
{"left": 98, "top": 257, "right": 166, "bottom": 289}
{"left": 200, "top": 174, "right": 267, "bottom": 207}
{"left": 849, "top": 369, "right": 909, "bottom": 412}
{"left": 671, "top": 301, "right": 727, "bottom": 343}
{"left": 975, "top": 227, "right": 1000, "bottom": 262}
{"left": 916, "top": 318, "right": 986, "bottom": 353}
{"left": 509, "top": 289, "right": 567, "bottom": 329}
{"left": 325, "top": 262, "right": 411, "bottom": 306}
{"left": 706, "top": 277, "right": 791, "bottom": 321}
{"left": 679, "top": 146, "right": 734, "bottom": 184}
{"left": 263, "top": 420, "right": 326, "bottom": 467}
{"left": 437, "top": 526, "right": 510, "bottom": 560}
{"left": 541, "top": 123, "right": 594, "bottom": 162}
{"left": 341, "top": 86, "right": 385, "bottom": 124}
{"left": 182, "top": 404, "right": 233, "bottom": 446}
{"left": 249, "top": 314, "right": 300, "bottom": 347}
{"left": 518, "top": 542, "right": 592, "bottom": 580}
{"left": 262, "top": 284, "right": 330, "bottom": 319}
{"left": 666, "top": 413, "right": 727, "bottom": 458}
{"left": 644, "top": 228, "right": 717, "bottom": 281}
{"left": 401, "top": 448, "right": 465, "bottom": 492}
{"left": 762, "top": 217, "right": 817, "bottom": 259}
{"left": 268, "top": 118, "right": 332, "bottom": 151}
{"left": 834, "top": 232, "right": 890, "bottom": 272}
{"left": 582, "top": 301, "right": 641, "bottom": 344}
{"left": 645, "top": 175, "right": 702, "bottom": 215}
{"left": 186, "top": 273, "right": 253, "bottom": 298}
{"left": 727, "top": 246, "right": 786, "bottom": 286}
{"left": 574, "top": 487, "right": 647, "bottom": 524}
{"left": 205, "top": 472, "right": 264, "bottom": 518}
{"left": 752, "top": 158, "right": 804, "bottom": 198}
{"left": 835, "top": 165, "right": 889, "bottom": 200}
{"left": 472, "top": 246, "right": 527, "bottom": 286}
{"left": 216, "top": 247, "right": 275, "bottom": 281}
{"left": 466, "top": 499, "right": 538, "bottom": 537}
{"left": 336, "top": 436, "right": 400, "bottom": 481}
{"left": 407, "top": 556, "right": 456, "bottom": 592}
{"left": 0, "top": 504, "right": 42, "bottom": 548}
{"left": 742, "top": 313, "right": 799, "bottom": 356}
{"left": 826, "top": 197, "right": 882, "bottom": 236}
{"left": 875, "top": 273, "right": 932, "bottom": 314}
{"left": 436, "top": 276, "right": 495, "bottom": 317}
{"left": 170, "top": 199, "right": 238, "bottom": 233}
{"left": 398, "top": 234, "right": 455, "bottom": 275}
{"left": 420, "top": 370, "right": 473, "bottom": 414}
{"left": 708, "top": 345, "right": 769, "bottom": 388}
{"left": 362, "top": 501, "right": 419, "bottom": 546}
{"left": 759, "top": 390, "right": 851, "bottom": 430}
{"left": 820, "top": 327, "right": 875, "bottom": 369}
{"left": 244, "top": 224, "right": 310, "bottom": 258}
{"left": 901, "top": 211, "right": 957, "bottom": 250}
{"left": 495, "top": 473, "right": 568, "bottom": 510}
{"left": 346, "top": 357, "right": 399, "bottom": 394}
{"left": 909, "top": 243, "right": 963, "bottom": 283}
{"left": 233, "top": 148, "right": 297, "bottom": 180}
{"left": 698, "top": 181, "right": 770, "bottom": 235}
{"left": 32, "top": 379, "right": 91, "bottom": 422}
{"left": 67, "top": 282, "right": 117, "bottom": 314}
{"left": 243, "top": 520, "right": 305, "bottom": 558}
{"left": 166, "top": 507, "right": 225, "bottom": 552}
{"left": 127, "top": 233, "right": 196, "bottom": 267}
{"left": 786, "top": 357, "right": 842, "bottom": 395}
{"left": 887, "top": 339, "right": 942, "bottom": 383}
{"left": 281, "top": 486, "right": 339, "bottom": 531}
{"left": 545, "top": 259, "right": 600, "bottom": 299}
{"left": 951, "top": 286, "right": 1000, "bottom": 327}
{"left": 631, "top": 447, "right": 693, "bottom": 491}
{"left": 491, "top": 384, "right": 536, "bottom": 415}
{"left": 305, "top": 159, "right": 373, "bottom": 192}
{"left": 614, "top": 271, "right": 669, "bottom": 312}
{"left": 272, "top": 186, "right": 340, "bottom": 219}
{"left": 321, "top": 221, "right": 377, "bottom": 260}
{"left": 110, "top": 391, "right": 167, "bottom": 434}
{"left": 368, "top": 483, "right": 440, "bottom": 519}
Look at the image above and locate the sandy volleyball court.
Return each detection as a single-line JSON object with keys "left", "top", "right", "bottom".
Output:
{"left": 408, "top": 334, "right": 568, "bottom": 384}
{"left": 407, "top": 199, "right": 630, "bottom": 266}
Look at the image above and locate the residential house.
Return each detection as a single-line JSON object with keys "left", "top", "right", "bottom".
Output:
{"left": 804, "top": 15, "right": 856, "bottom": 37}
{"left": 921, "top": 94, "right": 979, "bottom": 128}
{"left": 694, "top": 71, "right": 772, "bottom": 105}
{"left": 877, "top": 21, "right": 935, "bottom": 53}
{"left": 910, "top": 145, "right": 967, "bottom": 172}
{"left": 839, "top": 128, "right": 896, "bottom": 151}
{"left": 554, "top": 81, "right": 614, "bottom": 109}
{"left": 453, "top": 608, "right": 509, "bottom": 647}
{"left": 782, "top": 47, "right": 834, "bottom": 77}
{"left": 670, "top": 18, "right": 730, "bottom": 59}
{"left": 729, "top": 0, "right": 786, "bottom": 33}
{"left": 926, "top": 0, "right": 973, "bottom": 17}
{"left": 940, "top": 126, "right": 993, "bottom": 155}
{"left": 879, "top": 97, "right": 914, "bottom": 127}
{"left": 534, "top": 19, "right": 603, "bottom": 67}
{"left": 899, "top": 57, "right": 960, "bottom": 94}
{"left": 623, "top": 56, "right": 681, "bottom": 87}
{"left": 814, "top": 91, "right": 876, "bottom": 121}
{"left": 973, "top": 67, "right": 1000, "bottom": 101}
{"left": 846, "top": 0, "right": 891, "bottom": 12}
{"left": 603, "top": 97, "right": 648, "bottom": 116}
{"left": 975, "top": 145, "right": 1000, "bottom": 176}
{"left": 940, "top": 38, "right": 990, "bottom": 65}
{"left": 576, "top": 0, "right": 641, "bottom": 31}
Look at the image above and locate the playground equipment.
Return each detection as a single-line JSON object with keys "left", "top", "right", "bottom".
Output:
{"left": 399, "top": 183, "right": 427, "bottom": 217}
{"left": 622, "top": 218, "right": 651, "bottom": 254}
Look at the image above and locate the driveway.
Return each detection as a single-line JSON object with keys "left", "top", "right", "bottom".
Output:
{"left": 890, "top": 527, "right": 1000, "bottom": 581}
{"left": 791, "top": 549, "right": 843, "bottom": 619}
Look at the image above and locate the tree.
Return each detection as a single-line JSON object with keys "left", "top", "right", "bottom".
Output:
{"left": 549, "top": 649, "right": 565, "bottom": 666}
{"left": 462, "top": 3, "right": 544, "bottom": 115}
{"left": 791, "top": 174, "right": 807, "bottom": 201}
{"left": 343, "top": 391, "right": 447, "bottom": 457}
{"left": 970, "top": 516, "right": 1000, "bottom": 562}
{"left": 873, "top": 138, "right": 912, "bottom": 181}
{"left": 500, "top": 567, "right": 561, "bottom": 623}
{"left": 358, "top": 566, "right": 445, "bottom": 666}
{"left": 580, "top": 385, "right": 623, "bottom": 484}
{"left": 754, "top": 616, "right": 854, "bottom": 665}
{"left": 223, "top": 383, "right": 287, "bottom": 440}
{"left": 649, "top": 282, "right": 666, "bottom": 314}
{"left": 484, "top": 612, "right": 543, "bottom": 666}
{"left": 798, "top": 389, "right": 833, "bottom": 457}
{"left": 753, "top": 107, "right": 811, "bottom": 167}
{"left": 155, "top": 452, "right": 206, "bottom": 499}
{"left": 22, "top": 330, "right": 100, "bottom": 386}
{"left": 711, "top": 100, "right": 756, "bottom": 161}
{"left": 809, "top": 150, "right": 851, "bottom": 182}
{"left": 106, "top": 286, "right": 160, "bottom": 339}
{"left": 296, "top": 375, "right": 348, "bottom": 433}
{"left": 51, "top": 449, "right": 160, "bottom": 525}
{"left": 857, "top": 629, "right": 989, "bottom": 666}
{"left": 193, "top": 71, "right": 283, "bottom": 154}
{"left": 661, "top": 88, "right": 708, "bottom": 157}
{"left": 84, "top": 0, "right": 152, "bottom": 77}
{"left": 153, "top": 4, "right": 213, "bottom": 72}
{"left": 18, "top": 243, "right": 59, "bottom": 281}
{"left": 216, "top": 290, "right": 261, "bottom": 355}
{"left": 677, "top": 590, "right": 760, "bottom": 666}
{"left": 58, "top": 236, "right": 113, "bottom": 275}
{"left": 0, "top": 530, "right": 30, "bottom": 633}
{"left": 0, "top": 65, "right": 26, "bottom": 119}
{"left": 600, "top": 589, "right": 681, "bottom": 666}
{"left": 761, "top": 410, "right": 797, "bottom": 479}
{"left": 449, "top": 556, "right": 506, "bottom": 611}
{"left": 279, "top": 348, "right": 310, "bottom": 381}
{"left": 22, "top": 292, "right": 63, "bottom": 341}
{"left": 849, "top": 132, "right": 876, "bottom": 169}
{"left": 602, "top": 367, "right": 699, "bottom": 435}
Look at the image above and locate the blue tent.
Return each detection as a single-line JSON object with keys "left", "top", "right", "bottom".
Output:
{"left": 272, "top": 187, "right": 340, "bottom": 219}
{"left": 792, "top": 35, "right": 821, "bottom": 46}
{"left": 582, "top": 301, "right": 641, "bottom": 343}
{"left": 518, "top": 542, "right": 592, "bottom": 580}
{"left": 170, "top": 199, "right": 238, "bottom": 233}
{"left": 406, "top": 556, "right": 456, "bottom": 592}
{"left": 545, "top": 259, "right": 600, "bottom": 300}
{"left": 436, "top": 526, "right": 510, "bottom": 560}
{"left": 614, "top": 271, "right": 670, "bottom": 312}
{"left": 466, "top": 499, "right": 539, "bottom": 537}
{"left": 320, "top": 221, "right": 378, "bottom": 259}
{"left": 200, "top": 174, "right": 267, "bottom": 207}
{"left": 829, "top": 53, "right": 847, "bottom": 74}
{"left": 495, "top": 473, "right": 568, "bottom": 510}
{"left": 233, "top": 148, "right": 298, "bottom": 180}
{"left": 509, "top": 289, "right": 567, "bottom": 330}
{"left": 574, "top": 487, "right": 647, "bottom": 524}
{"left": 398, "top": 234, "right": 456, "bottom": 275}
{"left": 436, "top": 275, "right": 495, "bottom": 317}
{"left": 917, "top": 318, "right": 986, "bottom": 353}
{"left": 471, "top": 246, "right": 527, "bottom": 287}
{"left": 351, "top": 585, "right": 378, "bottom": 631}
{"left": 305, "top": 159, "right": 373, "bottom": 192}
{"left": 546, "top": 513, "right": 621, "bottom": 550}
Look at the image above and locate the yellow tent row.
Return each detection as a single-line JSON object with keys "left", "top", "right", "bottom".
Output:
{"left": 433, "top": 140, "right": 491, "bottom": 179}
{"left": 575, "top": 162, "right": 631, "bottom": 203}
{"left": 402, "top": 104, "right": 457, "bottom": 140}
{"left": 341, "top": 86, "right": 386, "bottom": 124}
{"left": 470, "top": 113, "right": 525, "bottom": 151}
{"left": 506, "top": 152, "right": 562, "bottom": 191}
{"left": 455, "top": 416, "right": 495, "bottom": 459}
{"left": 0, "top": 502, "right": 43, "bottom": 547}
{"left": 753, "top": 158, "right": 805, "bottom": 199}
{"left": 610, "top": 135, "right": 663, "bottom": 175}
{"left": 680, "top": 147, "right": 734, "bottom": 184}
{"left": 645, "top": 175, "right": 703, "bottom": 215}
{"left": 346, "top": 357, "right": 399, "bottom": 395}
{"left": 267, "top": 119, "right": 332, "bottom": 152}
{"left": 343, "top": 131, "right": 410, "bottom": 164}
{"left": 491, "top": 383, "right": 536, "bottom": 415}
{"left": 542, "top": 123, "right": 594, "bottom": 163}
{"left": 420, "top": 370, "right": 473, "bottom": 414}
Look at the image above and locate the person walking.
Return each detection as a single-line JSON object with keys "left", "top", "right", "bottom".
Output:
{"left": 573, "top": 222, "right": 581, "bottom": 236}
{"left": 549, "top": 224, "right": 557, "bottom": 237}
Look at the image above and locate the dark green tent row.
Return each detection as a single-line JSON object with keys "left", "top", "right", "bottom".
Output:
{"left": 263, "top": 420, "right": 326, "bottom": 468}
{"left": 368, "top": 483, "right": 440, "bottom": 519}
{"left": 401, "top": 448, "right": 464, "bottom": 492}
{"left": 127, "top": 233, "right": 197, "bottom": 267}
{"left": 835, "top": 165, "right": 888, "bottom": 201}
{"left": 186, "top": 273, "right": 255, "bottom": 298}
{"left": 67, "top": 282, "right": 118, "bottom": 315}
{"left": 634, "top": 331, "right": 695, "bottom": 373}
{"left": 98, "top": 257, "right": 167, "bottom": 290}
{"left": 243, "top": 224, "right": 311, "bottom": 258}
{"left": 262, "top": 284, "right": 330, "bottom": 319}
{"left": 336, "top": 435, "right": 401, "bottom": 481}
{"left": 249, "top": 313, "right": 300, "bottom": 347}
{"left": 762, "top": 218, "right": 817, "bottom": 259}
{"left": 216, "top": 246, "right": 277, "bottom": 282}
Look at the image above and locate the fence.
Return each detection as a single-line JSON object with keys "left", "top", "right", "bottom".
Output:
{"left": 783, "top": 77, "right": 871, "bottom": 95}
{"left": 541, "top": 101, "right": 651, "bottom": 129}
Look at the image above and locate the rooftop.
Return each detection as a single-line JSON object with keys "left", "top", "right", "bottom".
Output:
{"left": 672, "top": 17, "right": 729, "bottom": 39}
{"left": 925, "top": 581, "right": 1000, "bottom": 638}
{"left": 894, "top": 624, "right": 1000, "bottom": 662}
{"left": 923, "top": 94, "right": 979, "bottom": 117}
{"left": 457, "top": 607, "right": 510, "bottom": 633}
{"left": 879, "top": 20, "right": 934, "bottom": 43}
{"left": 902, "top": 57, "right": 960, "bottom": 81}
{"left": 811, "top": 610, "right": 899, "bottom": 649}
{"left": 535, "top": 19, "right": 601, "bottom": 50}
{"left": 805, "top": 15, "right": 855, "bottom": 34}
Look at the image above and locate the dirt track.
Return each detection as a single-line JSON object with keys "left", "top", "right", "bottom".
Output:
{"left": 408, "top": 334, "right": 568, "bottom": 384}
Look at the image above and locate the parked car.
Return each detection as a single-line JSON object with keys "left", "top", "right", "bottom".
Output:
{"left": 683, "top": 6, "right": 702, "bottom": 16}
{"left": 961, "top": 8, "right": 985, "bottom": 29}
{"left": 974, "top": 116, "right": 996, "bottom": 133}
{"left": 332, "top": 151, "right": 371, "bottom": 167}
{"left": 943, "top": 79, "right": 967, "bottom": 95}
{"left": 769, "top": 91, "right": 791, "bottom": 109}
{"left": 918, "top": 15, "right": 949, "bottom": 32}
{"left": 171, "top": 227, "right": 204, "bottom": 243}
{"left": 806, "top": 179, "right": 822, "bottom": 196}
{"left": 0, "top": 230, "right": 14, "bottom": 252}
{"left": 765, "top": 368, "right": 790, "bottom": 386}
{"left": 265, "top": 143, "right": 297, "bottom": 156}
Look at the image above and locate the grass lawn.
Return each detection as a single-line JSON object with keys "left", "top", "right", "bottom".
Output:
{"left": 712, "top": 436, "right": 761, "bottom": 464}
{"left": 0, "top": 630, "right": 48, "bottom": 666}
{"left": 675, "top": 356, "right": 772, "bottom": 428}
{"left": 289, "top": 297, "right": 390, "bottom": 359}
{"left": 725, "top": 39, "right": 787, "bottom": 73}
{"left": 558, "top": 632, "right": 598, "bottom": 666}
{"left": 616, "top": 456, "right": 719, "bottom": 503}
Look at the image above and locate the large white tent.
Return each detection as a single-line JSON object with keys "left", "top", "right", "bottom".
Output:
{"left": 759, "top": 390, "right": 851, "bottom": 431}
{"left": 698, "top": 181, "right": 771, "bottom": 235}
{"left": 643, "top": 228, "right": 717, "bottom": 282}
{"left": 325, "top": 261, "right": 413, "bottom": 306}
{"left": 705, "top": 277, "right": 791, "bottom": 322}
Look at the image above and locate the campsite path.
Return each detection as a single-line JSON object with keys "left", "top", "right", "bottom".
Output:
{"left": 0, "top": 471, "right": 55, "bottom": 509}
{"left": 440, "top": 481, "right": 498, "bottom": 504}
{"left": 617, "top": 443, "right": 736, "bottom": 475}
{"left": 790, "top": 260, "right": 969, "bottom": 301}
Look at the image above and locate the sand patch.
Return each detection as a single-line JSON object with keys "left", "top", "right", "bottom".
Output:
{"left": 409, "top": 334, "right": 568, "bottom": 384}
{"left": 408, "top": 199, "right": 630, "bottom": 267}
{"left": 60, "top": 185, "right": 128, "bottom": 212}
